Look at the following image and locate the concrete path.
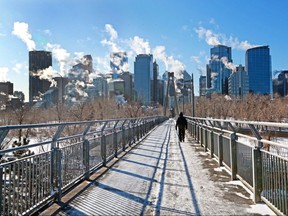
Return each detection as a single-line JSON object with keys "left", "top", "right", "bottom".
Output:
{"left": 41, "top": 119, "right": 274, "bottom": 216}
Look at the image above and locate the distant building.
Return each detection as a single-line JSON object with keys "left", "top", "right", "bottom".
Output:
{"left": 93, "top": 75, "right": 109, "bottom": 97}
{"left": 82, "top": 55, "right": 93, "bottom": 74}
{"left": 199, "top": 75, "right": 206, "bottom": 96}
{"left": 228, "top": 64, "right": 249, "bottom": 98}
{"left": 29, "top": 50, "right": 52, "bottom": 103}
{"left": 134, "top": 54, "right": 153, "bottom": 105}
{"left": 152, "top": 60, "right": 159, "bottom": 104}
{"left": 246, "top": 45, "right": 272, "bottom": 95}
{"left": 119, "top": 71, "right": 133, "bottom": 101}
{"left": 43, "top": 87, "right": 59, "bottom": 105}
{"left": 85, "top": 84, "right": 99, "bottom": 101}
{"left": 53, "top": 76, "right": 69, "bottom": 103}
{"left": 273, "top": 70, "right": 288, "bottom": 97}
{"left": 0, "top": 81, "right": 13, "bottom": 95}
{"left": 206, "top": 45, "right": 232, "bottom": 95}
{"left": 157, "top": 79, "right": 164, "bottom": 105}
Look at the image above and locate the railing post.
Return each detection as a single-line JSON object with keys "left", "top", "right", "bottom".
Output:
{"left": 136, "top": 123, "right": 140, "bottom": 141}
{"left": 83, "top": 139, "right": 90, "bottom": 180}
{"left": 218, "top": 132, "right": 223, "bottom": 166}
{"left": 210, "top": 130, "right": 214, "bottom": 158}
{"left": 113, "top": 130, "right": 118, "bottom": 158}
{"left": 252, "top": 147, "right": 263, "bottom": 203}
{"left": 230, "top": 132, "right": 237, "bottom": 180}
{"left": 204, "top": 128, "right": 208, "bottom": 152}
{"left": 101, "top": 134, "right": 106, "bottom": 166}
{"left": 0, "top": 166, "right": 3, "bottom": 215}
{"left": 132, "top": 122, "right": 135, "bottom": 143}
{"left": 198, "top": 126, "right": 201, "bottom": 145}
{"left": 128, "top": 124, "right": 132, "bottom": 146}
{"left": 55, "top": 148, "right": 62, "bottom": 202}
{"left": 122, "top": 127, "right": 126, "bottom": 151}
{"left": 196, "top": 124, "right": 199, "bottom": 142}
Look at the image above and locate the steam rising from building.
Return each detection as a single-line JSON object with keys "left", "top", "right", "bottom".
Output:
{"left": 0, "top": 68, "right": 8, "bottom": 82}
{"left": 12, "top": 22, "right": 36, "bottom": 51}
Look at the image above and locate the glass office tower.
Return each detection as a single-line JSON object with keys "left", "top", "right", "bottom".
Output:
{"left": 134, "top": 54, "right": 153, "bottom": 105}
{"left": 245, "top": 46, "right": 272, "bottom": 95}
{"left": 206, "top": 45, "right": 232, "bottom": 95}
{"left": 29, "top": 50, "right": 52, "bottom": 103}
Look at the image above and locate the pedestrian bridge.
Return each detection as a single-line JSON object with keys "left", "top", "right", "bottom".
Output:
{"left": 0, "top": 116, "right": 286, "bottom": 215}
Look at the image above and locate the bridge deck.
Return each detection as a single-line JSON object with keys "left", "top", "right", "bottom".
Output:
{"left": 40, "top": 119, "right": 274, "bottom": 216}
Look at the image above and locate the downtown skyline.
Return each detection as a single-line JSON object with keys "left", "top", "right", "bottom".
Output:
{"left": 0, "top": 0, "right": 288, "bottom": 101}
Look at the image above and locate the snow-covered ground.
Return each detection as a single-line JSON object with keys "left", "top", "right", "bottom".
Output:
{"left": 44, "top": 119, "right": 276, "bottom": 216}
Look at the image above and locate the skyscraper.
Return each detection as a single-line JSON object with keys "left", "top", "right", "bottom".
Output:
{"left": 246, "top": 45, "right": 272, "bottom": 95}
{"left": 228, "top": 64, "right": 249, "bottom": 98}
{"left": 29, "top": 51, "right": 52, "bottom": 103}
{"left": 206, "top": 45, "right": 232, "bottom": 95}
{"left": 134, "top": 54, "right": 153, "bottom": 105}
{"left": 199, "top": 75, "right": 206, "bottom": 97}
{"left": 119, "top": 71, "right": 133, "bottom": 101}
{"left": 152, "top": 60, "right": 159, "bottom": 104}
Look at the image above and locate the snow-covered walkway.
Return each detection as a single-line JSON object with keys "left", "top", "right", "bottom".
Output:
{"left": 41, "top": 119, "right": 275, "bottom": 216}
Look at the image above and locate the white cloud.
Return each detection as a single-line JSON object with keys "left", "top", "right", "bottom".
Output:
{"left": 0, "top": 67, "right": 8, "bottom": 81}
{"left": 12, "top": 21, "right": 36, "bottom": 51}
{"left": 195, "top": 26, "right": 256, "bottom": 50}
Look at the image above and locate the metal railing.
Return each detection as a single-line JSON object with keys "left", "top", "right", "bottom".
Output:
{"left": 187, "top": 117, "right": 288, "bottom": 216}
{"left": 0, "top": 116, "right": 168, "bottom": 215}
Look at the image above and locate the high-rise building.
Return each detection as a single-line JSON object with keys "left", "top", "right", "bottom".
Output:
{"left": 246, "top": 45, "right": 272, "bottom": 95}
{"left": 53, "top": 76, "right": 69, "bottom": 103}
{"left": 82, "top": 55, "right": 93, "bottom": 74}
{"left": 0, "top": 81, "right": 13, "bottom": 95}
{"left": 93, "top": 75, "right": 108, "bottom": 97}
{"left": 110, "top": 52, "right": 128, "bottom": 79}
{"left": 206, "top": 45, "right": 232, "bottom": 95}
{"left": 0, "top": 81, "right": 13, "bottom": 106}
{"left": 29, "top": 51, "right": 52, "bottom": 103}
{"left": 134, "top": 54, "right": 153, "bottom": 105}
{"left": 228, "top": 64, "right": 249, "bottom": 98}
{"left": 152, "top": 60, "right": 159, "bottom": 104}
{"left": 199, "top": 75, "right": 206, "bottom": 96}
{"left": 119, "top": 71, "right": 133, "bottom": 101}
{"left": 273, "top": 70, "right": 288, "bottom": 97}
{"left": 157, "top": 79, "right": 164, "bottom": 105}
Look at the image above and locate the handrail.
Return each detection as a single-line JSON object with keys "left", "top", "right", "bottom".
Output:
{"left": 0, "top": 115, "right": 168, "bottom": 215}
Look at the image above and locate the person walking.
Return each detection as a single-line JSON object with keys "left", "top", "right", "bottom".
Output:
{"left": 176, "top": 112, "right": 187, "bottom": 142}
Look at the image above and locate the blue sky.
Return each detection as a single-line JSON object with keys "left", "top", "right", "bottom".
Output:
{"left": 0, "top": 0, "right": 288, "bottom": 100}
